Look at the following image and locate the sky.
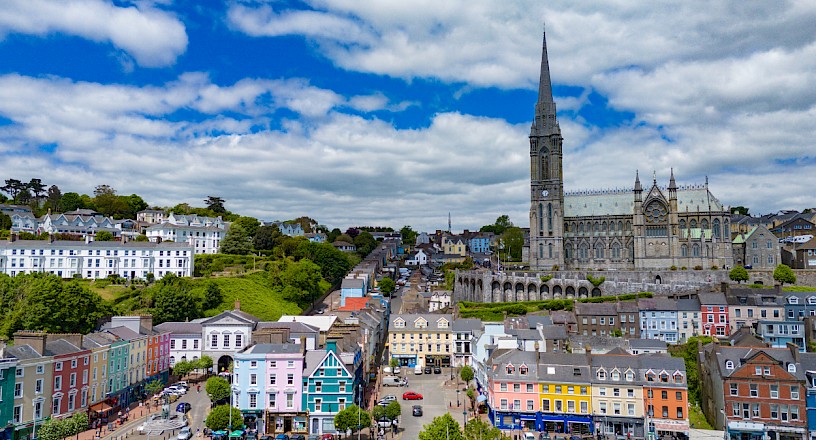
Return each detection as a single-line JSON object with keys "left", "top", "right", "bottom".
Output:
{"left": 1, "top": 1, "right": 815, "bottom": 233}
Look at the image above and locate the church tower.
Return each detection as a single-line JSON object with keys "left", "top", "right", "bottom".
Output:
{"left": 529, "top": 30, "right": 564, "bottom": 270}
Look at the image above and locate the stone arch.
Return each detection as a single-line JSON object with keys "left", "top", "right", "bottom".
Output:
{"left": 476, "top": 279, "right": 483, "bottom": 301}
{"left": 655, "top": 275, "right": 662, "bottom": 284}
{"left": 701, "top": 219, "right": 709, "bottom": 230}
{"left": 503, "top": 282, "right": 513, "bottom": 302}
{"left": 578, "top": 286, "right": 589, "bottom": 298}
{"left": 591, "top": 287, "right": 602, "bottom": 297}
{"left": 527, "top": 284, "right": 537, "bottom": 301}
{"left": 540, "top": 284, "right": 550, "bottom": 299}
{"left": 217, "top": 355, "right": 233, "bottom": 374}
{"left": 565, "top": 286, "right": 576, "bottom": 298}
{"left": 492, "top": 282, "right": 502, "bottom": 303}
{"left": 602, "top": 221, "right": 607, "bottom": 232}
{"left": 578, "top": 222, "right": 584, "bottom": 233}
{"left": 553, "top": 285, "right": 562, "bottom": 299}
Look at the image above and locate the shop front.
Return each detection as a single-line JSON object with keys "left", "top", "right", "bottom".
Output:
{"left": 266, "top": 412, "right": 307, "bottom": 435}
{"left": 727, "top": 421, "right": 766, "bottom": 440}
{"left": 539, "top": 414, "right": 594, "bottom": 435}
{"left": 597, "top": 416, "right": 645, "bottom": 439}
{"left": 652, "top": 419, "right": 689, "bottom": 440}
{"left": 391, "top": 354, "right": 416, "bottom": 367}
{"left": 425, "top": 355, "right": 451, "bottom": 368}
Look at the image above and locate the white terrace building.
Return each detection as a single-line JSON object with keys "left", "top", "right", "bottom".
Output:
{"left": 145, "top": 213, "right": 226, "bottom": 254}
{"left": 0, "top": 239, "right": 194, "bottom": 279}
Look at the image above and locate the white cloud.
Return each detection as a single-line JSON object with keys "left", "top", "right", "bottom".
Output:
{"left": 0, "top": 0, "right": 188, "bottom": 67}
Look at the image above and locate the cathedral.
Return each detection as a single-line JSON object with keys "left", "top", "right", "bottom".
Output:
{"left": 524, "top": 33, "right": 733, "bottom": 270}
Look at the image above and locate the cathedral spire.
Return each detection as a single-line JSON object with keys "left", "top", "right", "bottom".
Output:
{"left": 669, "top": 168, "right": 677, "bottom": 189}
{"left": 634, "top": 170, "right": 642, "bottom": 192}
{"left": 533, "top": 27, "right": 558, "bottom": 135}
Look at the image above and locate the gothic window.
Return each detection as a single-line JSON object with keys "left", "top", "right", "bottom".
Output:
{"left": 692, "top": 244, "right": 700, "bottom": 257}
{"left": 618, "top": 221, "right": 624, "bottom": 232}
{"left": 679, "top": 219, "right": 686, "bottom": 230}
{"left": 611, "top": 243, "right": 621, "bottom": 259}
{"left": 564, "top": 222, "right": 570, "bottom": 233}
{"left": 724, "top": 220, "right": 730, "bottom": 237}
{"left": 713, "top": 219, "right": 721, "bottom": 238}
{"left": 602, "top": 221, "right": 607, "bottom": 232}
{"left": 690, "top": 219, "right": 697, "bottom": 228}
{"left": 625, "top": 221, "right": 631, "bottom": 231}
{"left": 538, "top": 243, "right": 543, "bottom": 259}
{"left": 579, "top": 243, "right": 589, "bottom": 260}
{"left": 644, "top": 202, "right": 668, "bottom": 224}
{"left": 565, "top": 244, "right": 572, "bottom": 260}
{"left": 548, "top": 203, "right": 553, "bottom": 232}
{"left": 702, "top": 219, "right": 709, "bottom": 230}
{"left": 548, "top": 243, "right": 553, "bottom": 259}
{"left": 539, "top": 204, "right": 544, "bottom": 232}
{"left": 578, "top": 223, "right": 584, "bottom": 233}
{"left": 540, "top": 149, "right": 550, "bottom": 180}
{"left": 595, "top": 244, "right": 604, "bottom": 259}
{"left": 594, "top": 222, "right": 600, "bottom": 233}
{"left": 610, "top": 222, "right": 616, "bottom": 232}
{"left": 681, "top": 244, "right": 688, "bottom": 257}
{"left": 705, "top": 245, "right": 710, "bottom": 257}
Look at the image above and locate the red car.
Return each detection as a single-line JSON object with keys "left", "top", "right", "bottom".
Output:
{"left": 402, "top": 391, "right": 423, "bottom": 400}
{"left": 320, "top": 435, "right": 334, "bottom": 440}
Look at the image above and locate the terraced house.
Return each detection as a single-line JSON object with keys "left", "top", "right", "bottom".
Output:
{"left": 302, "top": 341, "right": 356, "bottom": 436}
{"left": 388, "top": 314, "right": 453, "bottom": 368}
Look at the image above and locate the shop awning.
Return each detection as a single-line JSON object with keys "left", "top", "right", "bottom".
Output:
{"left": 653, "top": 420, "right": 690, "bottom": 432}
{"left": 229, "top": 430, "right": 244, "bottom": 437}
{"left": 728, "top": 421, "right": 764, "bottom": 432}
{"left": 89, "top": 402, "right": 116, "bottom": 414}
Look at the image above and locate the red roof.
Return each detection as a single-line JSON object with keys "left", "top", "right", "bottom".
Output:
{"left": 338, "top": 297, "right": 370, "bottom": 311}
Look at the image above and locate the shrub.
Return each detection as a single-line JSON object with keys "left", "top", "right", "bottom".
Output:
{"left": 670, "top": 265, "right": 677, "bottom": 271}
{"left": 693, "top": 265, "right": 703, "bottom": 270}
{"left": 711, "top": 265, "right": 719, "bottom": 270}
{"left": 681, "top": 266, "right": 687, "bottom": 270}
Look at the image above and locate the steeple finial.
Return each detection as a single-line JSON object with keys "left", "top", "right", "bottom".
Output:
{"left": 532, "top": 26, "right": 558, "bottom": 135}
{"left": 634, "top": 170, "right": 642, "bottom": 192}
{"left": 669, "top": 168, "right": 677, "bottom": 190}
{"left": 652, "top": 170, "right": 657, "bottom": 185}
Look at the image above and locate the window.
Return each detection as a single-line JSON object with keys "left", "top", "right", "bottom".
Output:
{"left": 14, "top": 383, "right": 22, "bottom": 398}
{"left": 725, "top": 360, "right": 734, "bottom": 370}
{"left": 750, "top": 384, "right": 758, "bottom": 397}
{"left": 581, "top": 401, "right": 588, "bottom": 414}
{"left": 770, "top": 385, "right": 778, "bottom": 399}
{"left": 542, "top": 399, "right": 550, "bottom": 411}
{"left": 527, "top": 400, "right": 534, "bottom": 411}
{"left": 500, "top": 383, "right": 507, "bottom": 392}
{"left": 250, "top": 374, "right": 257, "bottom": 385}
{"left": 677, "top": 407, "right": 684, "bottom": 418}
{"left": 770, "top": 404, "right": 779, "bottom": 419}
{"left": 287, "top": 374, "right": 294, "bottom": 385}
{"left": 500, "top": 399, "right": 508, "bottom": 410}
{"left": 249, "top": 394, "right": 257, "bottom": 408}
{"left": 55, "top": 376, "right": 62, "bottom": 391}
{"left": 791, "top": 385, "right": 800, "bottom": 400}
{"left": 661, "top": 390, "right": 668, "bottom": 399}
{"left": 269, "top": 375, "right": 276, "bottom": 386}
{"left": 662, "top": 406, "right": 668, "bottom": 418}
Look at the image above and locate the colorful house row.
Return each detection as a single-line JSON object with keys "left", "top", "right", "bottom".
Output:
{"left": 233, "top": 340, "right": 361, "bottom": 437}
{"left": 0, "top": 316, "right": 170, "bottom": 440}
{"left": 485, "top": 350, "right": 689, "bottom": 440}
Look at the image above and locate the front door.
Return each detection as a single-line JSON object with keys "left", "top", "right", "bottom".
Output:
{"left": 283, "top": 418, "right": 292, "bottom": 433}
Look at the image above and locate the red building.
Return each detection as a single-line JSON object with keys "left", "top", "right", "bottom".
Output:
{"left": 146, "top": 328, "right": 171, "bottom": 382}
{"left": 699, "top": 293, "right": 730, "bottom": 337}
{"left": 47, "top": 337, "right": 91, "bottom": 417}
{"left": 700, "top": 344, "right": 806, "bottom": 440}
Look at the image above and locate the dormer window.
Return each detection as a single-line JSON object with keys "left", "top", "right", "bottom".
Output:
{"left": 660, "top": 373, "right": 669, "bottom": 383}
{"left": 506, "top": 364, "right": 515, "bottom": 375}
{"left": 394, "top": 319, "right": 405, "bottom": 328}
{"left": 646, "top": 372, "right": 655, "bottom": 382}
{"left": 625, "top": 371, "right": 634, "bottom": 381}
{"left": 790, "top": 297, "right": 799, "bottom": 305}
{"left": 808, "top": 297, "right": 816, "bottom": 305}
{"left": 788, "top": 364, "right": 797, "bottom": 373}
{"left": 519, "top": 365, "right": 528, "bottom": 376}
{"left": 673, "top": 373, "right": 684, "bottom": 383}
{"left": 437, "top": 319, "right": 449, "bottom": 328}
{"left": 725, "top": 360, "right": 734, "bottom": 370}
{"left": 611, "top": 370, "right": 620, "bottom": 381}
{"left": 597, "top": 370, "right": 607, "bottom": 380}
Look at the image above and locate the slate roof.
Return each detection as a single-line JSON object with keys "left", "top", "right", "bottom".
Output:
{"left": 341, "top": 279, "right": 365, "bottom": 289}
{"left": 452, "top": 318, "right": 482, "bottom": 332}
{"left": 564, "top": 186, "right": 723, "bottom": 217}
{"left": 0, "top": 240, "right": 192, "bottom": 249}
{"left": 539, "top": 325, "right": 568, "bottom": 340}
{"left": 83, "top": 332, "right": 119, "bottom": 349}
{"left": 105, "top": 326, "right": 142, "bottom": 341}
{"left": 154, "top": 322, "right": 204, "bottom": 335}
{"left": 698, "top": 293, "right": 728, "bottom": 306}
{"left": 45, "top": 339, "right": 82, "bottom": 355}
{"left": 628, "top": 338, "right": 668, "bottom": 350}
{"left": 390, "top": 314, "right": 453, "bottom": 331}
{"left": 637, "top": 298, "right": 678, "bottom": 311}
{"left": 278, "top": 316, "right": 338, "bottom": 333}
{"left": 4, "top": 344, "right": 43, "bottom": 360}
{"left": 488, "top": 350, "right": 539, "bottom": 381}
{"left": 574, "top": 302, "right": 617, "bottom": 316}
{"left": 713, "top": 346, "right": 805, "bottom": 380}
{"left": 536, "top": 352, "right": 592, "bottom": 382}
{"left": 202, "top": 310, "right": 259, "bottom": 325}
{"left": 240, "top": 343, "right": 302, "bottom": 355}
{"left": 527, "top": 315, "right": 553, "bottom": 327}
{"left": 675, "top": 298, "right": 701, "bottom": 311}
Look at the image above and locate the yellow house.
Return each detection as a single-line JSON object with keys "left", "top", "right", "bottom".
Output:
{"left": 537, "top": 353, "right": 593, "bottom": 434}
{"left": 83, "top": 332, "right": 115, "bottom": 405}
{"left": 590, "top": 357, "right": 646, "bottom": 438}
{"left": 442, "top": 236, "right": 467, "bottom": 256}
{"left": 388, "top": 314, "right": 452, "bottom": 368}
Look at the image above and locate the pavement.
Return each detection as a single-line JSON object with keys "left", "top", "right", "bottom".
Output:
{"left": 77, "top": 388, "right": 212, "bottom": 440}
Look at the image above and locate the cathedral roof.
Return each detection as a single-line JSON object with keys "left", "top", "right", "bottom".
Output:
{"left": 563, "top": 186, "right": 724, "bottom": 218}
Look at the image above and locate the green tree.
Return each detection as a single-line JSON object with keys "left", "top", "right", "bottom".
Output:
{"left": 295, "top": 241, "right": 352, "bottom": 284}
{"left": 328, "top": 228, "right": 342, "bottom": 242}
{"left": 669, "top": 335, "right": 715, "bottom": 405}
{"left": 220, "top": 223, "right": 252, "bottom": 255}
{"left": 151, "top": 274, "right": 202, "bottom": 324}
{"left": 499, "top": 227, "right": 524, "bottom": 260}
{"left": 729, "top": 266, "right": 749, "bottom": 284}
{"left": 172, "top": 360, "right": 195, "bottom": 378}
{"left": 205, "top": 196, "right": 226, "bottom": 214}
{"left": 333, "top": 405, "right": 370, "bottom": 434}
{"left": 1, "top": 179, "right": 24, "bottom": 201}
{"left": 372, "top": 405, "right": 386, "bottom": 422}
{"left": 464, "top": 417, "right": 506, "bottom": 440}
{"left": 419, "top": 413, "right": 464, "bottom": 440}
{"left": 196, "top": 355, "right": 214, "bottom": 374}
{"left": 279, "top": 259, "right": 323, "bottom": 306}
{"left": 201, "top": 281, "right": 224, "bottom": 310}
{"left": 384, "top": 401, "right": 401, "bottom": 421}
{"left": 206, "top": 376, "right": 231, "bottom": 403}
{"left": 353, "top": 231, "right": 377, "bottom": 257}
{"left": 730, "top": 206, "right": 750, "bottom": 215}
{"left": 205, "top": 405, "right": 243, "bottom": 431}
{"left": 59, "top": 192, "right": 84, "bottom": 212}
{"left": 46, "top": 184, "right": 62, "bottom": 211}
{"left": 773, "top": 264, "right": 796, "bottom": 285}
{"left": 145, "top": 379, "right": 164, "bottom": 397}
{"left": 37, "top": 417, "right": 71, "bottom": 440}
{"left": 460, "top": 365, "right": 474, "bottom": 384}
{"left": 27, "top": 178, "right": 46, "bottom": 206}
{"left": 134, "top": 234, "right": 149, "bottom": 242}
{"left": 253, "top": 225, "right": 282, "bottom": 250}
{"left": 95, "top": 230, "right": 114, "bottom": 241}
{"left": 334, "top": 233, "right": 354, "bottom": 244}
{"left": 400, "top": 225, "right": 418, "bottom": 245}
{"left": 126, "top": 194, "right": 149, "bottom": 218}
{"left": 93, "top": 185, "right": 127, "bottom": 217}
{"left": 480, "top": 215, "right": 513, "bottom": 235}
{"left": 233, "top": 216, "right": 260, "bottom": 239}
{"left": 379, "top": 277, "right": 396, "bottom": 296}
{"left": 389, "top": 358, "right": 399, "bottom": 369}
{"left": 0, "top": 213, "right": 11, "bottom": 230}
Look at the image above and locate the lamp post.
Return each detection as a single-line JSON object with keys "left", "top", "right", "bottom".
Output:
{"left": 456, "top": 389, "right": 460, "bottom": 407}
{"left": 462, "top": 409, "right": 467, "bottom": 430}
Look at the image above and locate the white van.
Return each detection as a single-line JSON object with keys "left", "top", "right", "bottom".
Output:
{"left": 414, "top": 365, "right": 423, "bottom": 375}
{"left": 382, "top": 376, "right": 404, "bottom": 387}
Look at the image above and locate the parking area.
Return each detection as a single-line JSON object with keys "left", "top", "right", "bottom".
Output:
{"left": 381, "top": 370, "right": 466, "bottom": 440}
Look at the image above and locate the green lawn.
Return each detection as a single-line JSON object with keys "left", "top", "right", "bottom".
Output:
{"left": 199, "top": 273, "right": 304, "bottom": 321}
{"left": 688, "top": 405, "right": 713, "bottom": 430}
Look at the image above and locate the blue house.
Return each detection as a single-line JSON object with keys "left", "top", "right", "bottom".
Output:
{"left": 783, "top": 292, "right": 816, "bottom": 320}
{"left": 302, "top": 341, "right": 357, "bottom": 436}
{"left": 637, "top": 298, "right": 680, "bottom": 343}
{"left": 758, "top": 320, "right": 806, "bottom": 351}
{"left": 340, "top": 278, "right": 366, "bottom": 307}
{"left": 468, "top": 234, "right": 493, "bottom": 254}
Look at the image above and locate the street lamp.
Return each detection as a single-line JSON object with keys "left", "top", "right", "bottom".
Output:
{"left": 462, "top": 410, "right": 467, "bottom": 430}
{"left": 456, "top": 390, "right": 460, "bottom": 407}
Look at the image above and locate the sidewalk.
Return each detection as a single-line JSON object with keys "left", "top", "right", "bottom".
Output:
{"left": 77, "top": 402, "right": 164, "bottom": 440}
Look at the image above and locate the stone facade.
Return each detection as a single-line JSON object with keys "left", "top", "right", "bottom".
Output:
{"left": 526, "top": 32, "right": 733, "bottom": 271}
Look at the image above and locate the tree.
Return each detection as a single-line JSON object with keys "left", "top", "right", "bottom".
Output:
{"left": 172, "top": 360, "right": 195, "bottom": 378}
{"left": 328, "top": 228, "right": 342, "bottom": 242}
{"left": 335, "top": 233, "right": 354, "bottom": 244}
{"left": 280, "top": 259, "right": 323, "bottom": 306}
{"left": 152, "top": 274, "right": 202, "bottom": 324}
{"left": 295, "top": 241, "right": 352, "bottom": 284}
{"left": 205, "top": 196, "right": 226, "bottom": 214}
{"left": 1, "top": 179, "right": 24, "bottom": 201}
{"left": 400, "top": 225, "right": 418, "bottom": 245}
{"left": 27, "top": 178, "right": 46, "bottom": 206}
{"left": 729, "top": 266, "right": 749, "bottom": 284}
{"left": 464, "top": 417, "right": 506, "bottom": 440}
{"left": 220, "top": 223, "right": 252, "bottom": 255}
{"left": 95, "top": 230, "right": 114, "bottom": 241}
{"left": 145, "top": 379, "right": 164, "bottom": 397}
{"left": 670, "top": 335, "right": 715, "bottom": 405}
{"left": 126, "top": 194, "right": 149, "bottom": 218}
{"left": 253, "top": 225, "right": 282, "bottom": 250}
{"left": 201, "top": 281, "right": 224, "bottom": 311}
{"left": 60, "top": 192, "right": 84, "bottom": 212}
{"left": 232, "top": 216, "right": 260, "bottom": 239}
{"left": 460, "top": 365, "right": 474, "bottom": 384}
{"left": 205, "top": 405, "right": 243, "bottom": 431}
{"left": 134, "top": 234, "right": 149, "bottom": 242}
{"left": 206, "top": 376, "right": 231, "bottom": 403}
{"left": 499, "top": 227, "right": 524, "bottom": 260}
{"left": 354, "top": 231, "right": 377, "bottom": 256}
{"left": 730, "top": 206, "right": 750, "bottom": 215}
{"left": 46, "top": 185, "right": 62, "bottom": 211}
{"left": 93, "top": 185, "right": 127, "bottom": 217}
{"left": 389, "top": 358, "right": 399, "bottom": 369}
{"left": 196, "top": 355, "right": 214, "bottom": 374}
{"left": 333, "top": 405, "right": 370, "bottom": 434}
{"left": 419, "top": 413, "right": 464, "bottom": 440}
{"left": 480, "top": 215, "right": 514, "bottom": 235}
{"left": 0, "top": 213, "right": 11, "bottom": 230}
{"left": 384, "top": 401, "right": 401, "bottom": 421}
{"left": 379, "top": 277, "right": 396, "bottom": 296}
{"left": 774, "top": 264, "right": 796, "bottom": 285}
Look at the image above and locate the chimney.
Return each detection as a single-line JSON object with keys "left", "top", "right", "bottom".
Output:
{"left": 46, "top": 333, "right": 84, "bottom": 349}
{"left": 140, "top": 315, "right": 153, "bottom": 333}
{"left": 234, "top": 299, "right": 241, "bottom": 311}
{"left": 787, "top": 342, "right": 801, "bottom": 362}
{"left": 300, "top": 336, "right": 307, "bottom": 355}
{"left": 13, "top": 331, "right": 47, "bottom": 355}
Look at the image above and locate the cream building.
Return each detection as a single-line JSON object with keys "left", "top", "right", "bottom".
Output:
{"left": 388, "top": 314, "right": 452, "bottom": 368}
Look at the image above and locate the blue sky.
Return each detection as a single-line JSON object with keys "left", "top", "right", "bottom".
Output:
{"left": 1, "top": 1, "right": 815, "bottom": 232}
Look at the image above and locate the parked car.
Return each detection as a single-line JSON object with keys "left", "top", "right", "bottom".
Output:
{"left": 381, "top": 395, "right": 397, "bottom": 403}
{"left": 424, "top": 366, "right": 432, "bottom": 374}
{"left": 176, "top": 402, "right": 191, "bottom": 413}
{"left": 174, "top": 381, "right": 189, "bottom": 389}
{"left": 178, "top": 427, "right": 192, "bottom": 440}
{"left": 320, "top": 435, "right": 334, "bottom": 440}
{"left": 402, "top": 391, "right": 423, "bottom": 400}
{"left": 274, "top": 435, "right": 290, "bottom": 440}
{"left": 414, "top": 365, "right": 422, "bottom": 375}
{"left": 307, "top": 436, "right": 320, "bottom": 440}
{"left": 260, "top": 436, "right": 274, "bottom": 440}
{"left": 377, "top": 417, "right": 392, "bottom": 428}
{"left": 412, "top": 405, "right": 423, "bottom": 416}
{"left": 433, "top": 366, "right": 441, "bottom": 374}
{"left": 290, "top": 435, "right": 306, "bottom": 440}
{"left": 393, "top": 366, "right": 401, "bottom": 374}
